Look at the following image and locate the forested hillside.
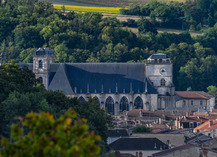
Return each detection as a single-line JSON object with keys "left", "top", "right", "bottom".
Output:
{"left": 1, "top": 0, "right": 217, "bottom": 94}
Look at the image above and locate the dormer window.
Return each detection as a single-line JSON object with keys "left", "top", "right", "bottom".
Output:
{"left": 39, "top": 60, "right": 43, "bottom": 69}
{"left": 160, "top": 79, "right": 166, "bottom": 86}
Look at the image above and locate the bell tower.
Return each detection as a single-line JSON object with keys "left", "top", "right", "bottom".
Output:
{"left": 145, "top": 53, "right": 175, "bottom": 109}
{"left": 33, "top": 48, "right": 54, "bottom": 89}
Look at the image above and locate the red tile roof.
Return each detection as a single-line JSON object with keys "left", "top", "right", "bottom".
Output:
{"left": 176, "top": 91, "right": 213, "bottom": 99}
{"left": 194, "top": 120, "right": 217, "bottom": 132}
{"left": 179, "top": 116, "right": 208, "bottom": 123}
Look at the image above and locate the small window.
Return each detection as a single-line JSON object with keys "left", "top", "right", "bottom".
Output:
{"left": 160, "top": 79, "right": 166, "bottom": 86}
{"left": 39, "top": 77, "right": 43, "bottom": 85}
{"left": 191, "top": 100, "right": 194, "bottom": 105}
{"left": 183, "top": 100, "right": 186, "bottom": 106}
{"left": 39, "top": 60, "right": 43, "bottom": 69}
{"left": 200, "top": 101, "right": 203, "bottom": 106}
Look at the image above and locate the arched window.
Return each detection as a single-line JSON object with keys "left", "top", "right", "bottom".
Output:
{"left": 120, "top": 96, "right": 129, "bottom": 113}
{"left": 134, "top": 96, "right": 143, "bottom": 109}
{"left": 161, "top": 79, "right": 166, "bottom": 86}
{"left": 39, "top": 60, "right": 43, "bottom": 69}
{"left": 39, "top": 77, "right": 43, "bottom": 85}
{"left": 78, "top": 96, "right": 85, "bottom": 102}
{"left": 105, "top": 96, "right": 114, "bottom": 115}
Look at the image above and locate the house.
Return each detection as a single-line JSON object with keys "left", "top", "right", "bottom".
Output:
{"left": 175, "top": 116, "right": 208, "bottom": 129}
{"left": 193, "top": 120, "right": 217, "bottom": 137}
{"left": 176, "top": 91, "right": 215, "bottom": 112}
{"left": 152, "top": 143, "right": 217, "bottom": 157}
{"left": 153, "top": 135, "right": 217, "bottom": 157}
{"left": 108, "top": 129, "right": 129, "bottom": 144}
{"left": 109, "top": 137, "right": 168, "bottom": 157}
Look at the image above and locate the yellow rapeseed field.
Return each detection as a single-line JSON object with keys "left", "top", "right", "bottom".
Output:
{"left": 54, "top": 5, "right": 123, "bottom": 14}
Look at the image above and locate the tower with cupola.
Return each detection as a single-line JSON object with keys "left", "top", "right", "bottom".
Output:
{"left": 33, "top": 48, "right": 54, "bottom": 89}
{"left": 145, "top": 53, "right": 175, "bottom": 109}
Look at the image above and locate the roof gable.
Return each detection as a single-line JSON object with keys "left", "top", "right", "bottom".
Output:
{"left": 48, "top": 64, "right": 73, "bottom": 94}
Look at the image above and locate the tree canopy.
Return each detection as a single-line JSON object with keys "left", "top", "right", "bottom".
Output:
{"left": 0, "top": 109, "right": 101, "bottom": 157}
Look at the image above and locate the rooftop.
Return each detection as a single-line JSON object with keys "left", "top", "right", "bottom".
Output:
{"left": 108, "top": 129, "right": 129, "bottom": 137}
{"left": 109, "top": 138, "right": 168, "bottom": 151}
{"left": 194, "top": 120, "right": 217, "bottom": 132}
{"left": 148, "top": 53, "right": 170, "bottom": 59}
{"left": 176, "top": 91, "right": 214, "bottom": 100}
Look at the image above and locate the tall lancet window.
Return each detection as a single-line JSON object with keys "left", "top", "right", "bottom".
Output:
{"left": 39, "top": 60, "right": 43, "bottom": 69}
{"left": 160, "top": 78, "right": 166, "bottom": 86}
{"left": 39, "top": 77, "right": 43, "bottom": 85}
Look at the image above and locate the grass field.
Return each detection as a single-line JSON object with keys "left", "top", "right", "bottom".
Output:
{"left": 54, "top": 5, "right": 123, "bottom": 14}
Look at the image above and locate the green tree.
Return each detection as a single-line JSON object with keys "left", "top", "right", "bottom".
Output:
{"left": 207, "top": 85, "right": 217, "bottom": 105}
{"left": 132, "top": 125, "right": 152, "bottom": 133}
{"left": 0, "top": 109, "right": 101, "bottom": 157}
{"left": 137, "top": 18, "right": 157, "bottom": 35}
{"left": 54, "top": 43, "right": 68, "bottom": 63}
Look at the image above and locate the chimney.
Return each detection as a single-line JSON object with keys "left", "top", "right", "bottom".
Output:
{"left": 209, "top": 120, "right": 213, "bottom": 127}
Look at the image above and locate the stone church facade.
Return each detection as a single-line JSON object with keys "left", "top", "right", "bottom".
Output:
{"left": 1, "top": 48, "right": 177, "bottom": 115}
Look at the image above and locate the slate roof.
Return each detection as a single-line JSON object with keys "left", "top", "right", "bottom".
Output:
{"left": 109, "top": 138, "right": 168, "bottom": 151}
{"left": 18, "top": 63, "right": 33, "bottom": 71}
{"left": 148, "top": 53, "right": 170, "bottom": 59}
{"left": 17, "top": 62, "right": 157, "bottom": 95}
{"left": 48, "top": 63, "right": 157, "bottom": 94}
{"left": 108, "top": 129, "right": 129, "bottom": 137}
{"left": 33, "top": 48, "right": 54, "bottom": 56}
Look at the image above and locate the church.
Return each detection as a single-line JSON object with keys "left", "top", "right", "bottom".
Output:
{"left": 18, "top": 48, "right": 176, "bottom": 115}
{"left": 1, "top": 48, "right": 214, "bottom": 115}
